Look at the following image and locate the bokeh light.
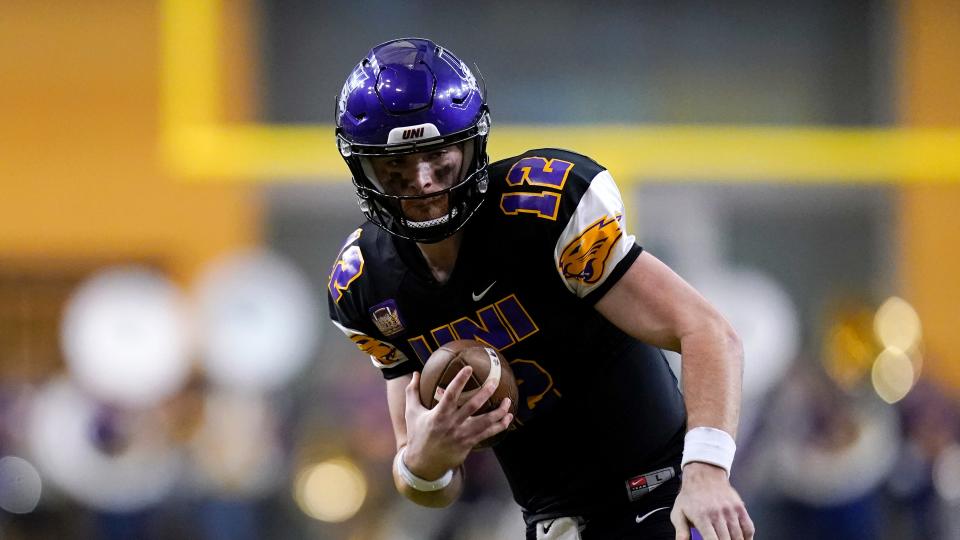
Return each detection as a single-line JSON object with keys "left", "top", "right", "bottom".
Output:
{"left": 873, "top": 296, "right": 922, "bottom": 352}
{"left": 871, "top": 347, "right": 915, "bottom": 404}
{"left": 26, "top": 379, "right": 182, "bottom": 512}
{"left": 293, "top": 457, "right": 367, "bottom": 523}
{"left": 0, "top": 456, "right": 42, "bottom": 514}
{"left": 824, "top": 306, "right": 879, "bottom": 390}
{"left": 194, "top": 250, "right": 321, "bottom": 392}
{"left": 933, "top": 443, "right": 960, "bottom": 502}
{"left": 60, "top": 267, "right": 192, "bottom": 407}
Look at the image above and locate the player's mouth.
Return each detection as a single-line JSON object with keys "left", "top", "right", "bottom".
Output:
{"left": 402, "top": 195, "right": 449, "bottom": 222}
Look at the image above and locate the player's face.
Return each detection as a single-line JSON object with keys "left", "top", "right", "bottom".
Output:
{"left": 368, "top": 144, "right": 464, "bottom": 222}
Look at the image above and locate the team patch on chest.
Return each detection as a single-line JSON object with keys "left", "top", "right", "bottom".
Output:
{"left": 369, "top": 299, "right": 406, "bottom": 337}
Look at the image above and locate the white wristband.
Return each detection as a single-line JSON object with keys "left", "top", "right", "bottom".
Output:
{"left": 681, "top": 426, "right": 737, "bottom": 476}
{"left": 394, "top": 447, "right": 453, "bottom": 492}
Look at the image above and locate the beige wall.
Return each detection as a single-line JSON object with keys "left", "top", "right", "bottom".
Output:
{"left": 899, "top": 0, "right": 960, "bottom": 394}
{"left": 0, "top": 1, "right": 260, "bottom": 282}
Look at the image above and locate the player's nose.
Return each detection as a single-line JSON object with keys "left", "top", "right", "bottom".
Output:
{"left": 413, "top": 161, "right": 437, "bottom": 194}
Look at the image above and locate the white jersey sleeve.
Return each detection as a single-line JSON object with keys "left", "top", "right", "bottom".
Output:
{"left": 553, "top": 169, "right": 637, "bottom": 298}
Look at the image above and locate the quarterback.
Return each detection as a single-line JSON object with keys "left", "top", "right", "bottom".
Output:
{"left": 327, "top": 38, "right": 754, "bottom": 540}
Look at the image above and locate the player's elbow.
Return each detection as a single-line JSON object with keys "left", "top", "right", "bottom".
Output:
{"left": 684, "top": 310, "right": 743, "bottom": 363}
{"left": 725, "top": 322, "right": 744, "bottom": 366}
{"left": 711, "top": 313, "right": 743, "bottom": 366}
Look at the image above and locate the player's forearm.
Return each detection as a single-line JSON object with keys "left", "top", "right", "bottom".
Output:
{"left": 679, "top": 318, "right": 743, "bottom": 438}
{"left": 392, "top": 460, "right": 464, "bottom": 508}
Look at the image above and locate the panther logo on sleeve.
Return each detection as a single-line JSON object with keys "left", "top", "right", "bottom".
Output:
{"left": 350, "top": 334, "right": 406, "bottom": 367}
{"left": 558, "top": 214, "right": 624, "bottom": 284}
{"left": 331, "top": 320, "right": 410, "bottom": 369}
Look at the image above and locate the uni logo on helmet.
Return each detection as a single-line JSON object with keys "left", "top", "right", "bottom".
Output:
{"left": 387, "top": 123, "right": 442, "bottom": 144}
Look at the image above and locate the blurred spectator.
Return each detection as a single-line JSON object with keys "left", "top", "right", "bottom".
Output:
{"left": 888, "top": 377, "right": 960, "bottom": 539}
{"left": 764, "top": 362, "right": 899, "bottom": 539}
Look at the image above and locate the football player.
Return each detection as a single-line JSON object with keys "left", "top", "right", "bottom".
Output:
{"left": 328, "top": 38, "right": 754, "bottom": 540}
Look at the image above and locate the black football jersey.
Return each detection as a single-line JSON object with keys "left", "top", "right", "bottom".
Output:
{"left": 327, "top": 148, "right": 686, "bottom": 518}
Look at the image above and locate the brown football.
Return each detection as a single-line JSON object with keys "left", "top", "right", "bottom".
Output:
{"left": 419, "top": 339, "right": 519, "bottom": 449}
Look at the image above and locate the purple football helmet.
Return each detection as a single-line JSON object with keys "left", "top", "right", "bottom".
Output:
{"left": 335, "top": 38, "right": 491, "bottom": 243}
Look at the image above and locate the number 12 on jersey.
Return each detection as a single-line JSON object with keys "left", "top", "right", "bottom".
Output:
{"left": 499, "top": 157, "right": 574, "bottom": 221}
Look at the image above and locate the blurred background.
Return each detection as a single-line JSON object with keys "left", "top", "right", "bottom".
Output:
{"left": 2, "top": 0, "right": 960, "bottom": 538}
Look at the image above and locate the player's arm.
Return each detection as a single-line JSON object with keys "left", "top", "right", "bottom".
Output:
{"left": 385, "top": 369, "right": 512, "bottom": 508}
{"left": 595, "top": 251, "right": 742, "bottom": 437}
{"left": 594, "top": 251, "right": 755, "bottom": 540}
{"left": 386, "top": 374, "right": 464, "bottom": 507}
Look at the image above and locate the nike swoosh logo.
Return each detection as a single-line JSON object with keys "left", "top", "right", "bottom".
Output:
{"left": 471, "top": 281, "right": 496, "bottom": 302}
{"left": 635, "top": 506, "right": 670, "bottom": 524}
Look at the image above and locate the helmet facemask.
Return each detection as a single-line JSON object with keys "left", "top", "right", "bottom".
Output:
{"left": 339, "top": 111, "right": 490, "bottom": 244}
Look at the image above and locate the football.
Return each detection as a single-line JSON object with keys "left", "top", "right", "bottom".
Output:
{"left": 419, "top": 340, "right": 519, "bottom": 448}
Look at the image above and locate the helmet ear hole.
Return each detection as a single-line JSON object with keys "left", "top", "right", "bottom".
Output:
{"left": 477, "top": 112, "right": 490, "bottom": 136}
{"left": 338, "top": 138, "right": 353, "bottom": 157}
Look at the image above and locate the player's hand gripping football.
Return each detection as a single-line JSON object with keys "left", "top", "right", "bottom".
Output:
{"left": 402, "top": 367, "right": 513, "bottom": 480}
{"left": 671, "top": 462, "right": 755, "bottom": 540}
